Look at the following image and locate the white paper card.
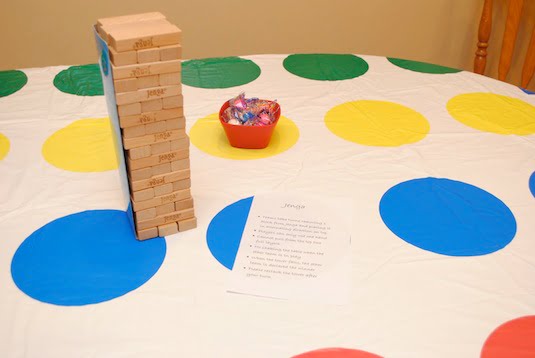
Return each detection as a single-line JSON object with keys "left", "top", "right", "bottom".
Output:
{"left": 228, "top": 192, "right": 352, "bottom": 305}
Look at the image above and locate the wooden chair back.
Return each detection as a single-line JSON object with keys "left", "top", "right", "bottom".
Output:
{"left": 475, "top": 0, "right": 535, "bottom": 88}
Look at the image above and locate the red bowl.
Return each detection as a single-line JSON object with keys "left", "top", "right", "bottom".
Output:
{"left": 219, "top": 100, "right": 281, "bottom": 149}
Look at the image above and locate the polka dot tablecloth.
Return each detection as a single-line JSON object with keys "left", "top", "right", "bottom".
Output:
{"left": 1, "top": 55, "right": 534, "bottom": 358}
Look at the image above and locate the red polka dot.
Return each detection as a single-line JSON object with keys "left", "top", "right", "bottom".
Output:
{"left": 292, "top": 347, "right": 382, "bottom": 358}
{"left": 481, "top": 316, "right": 535, "bottom": 358}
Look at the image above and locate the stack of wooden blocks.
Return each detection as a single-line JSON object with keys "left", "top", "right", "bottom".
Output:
{"left": 96, "top": 12, "right": 196, "bottom": 240}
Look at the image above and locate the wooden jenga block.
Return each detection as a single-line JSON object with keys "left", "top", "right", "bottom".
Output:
{"left": 178, "top": 217, "right": 197, "bottom": 232}
{"left": 132, "top": 188, "right": 191, "bottom": 211}
{"left": 172, "top": 178, "right": 191, "bottom": 192}
{"left": 108, "top": 19, "right": 181, "bottom": 52}
{"left": 123, "top": 124, "right": 146, "bottom": 138}
{"left": 175, "top": 197, "right": 194, "bottom": 211}
{"left": 123, "top": 129, "right": 186, "bottom": 150}
{"left": 136, "top": 226, "right": 159, "bottom": 241}
{"left": 137, "top": 47, "right": 160, "bottom": 63}
{"left": 128, "top": 148, "right": 189, "bottom": 170}
{"left": 171, "top": 158, "right": 189, "bottom": 172}
{"left": 137, "top": 208, "right": 194, "bottom": 230}
{"left": 132, "top": 187, "right": 155, "bottom": 202}
{"left": 166, "top": 117, "right": 185, "bottom": 130}
{"left": 135, "top": 207, "right": 157, "bottom": 221}
{"left": 119, "top": 108, "right": 183, "bottom": 128}
{"left": 130, "top": 169, "right": 190, "bottom": 192}
{"left": 114, "top": 78, "right": 137, "bottom": 93}
{"left": 158, "top": 222, "right": 178, "bottom": 237}
{"left": 162, "top": 95, "right": 182, "bottom": 109}
{"left": 170, "top": 136, "right": 189, "bottom": 150}
{"left": 97, "top": 12, "right": 166, "bottom": 29}
{"left": 117, "top": 102, "right": 141, "bottom": 116}
{"left": 159, "top": 72, "right": 181, "bottom": 86}
{"left": 130, "top": 166, "right": 152, "bottom": 181}
{"left": 151, "top": 141, "right": 171, "bottom": 154}
{"left": 111, "top": 60, "right": 181, "bottom": 80}
{"left": 109, "top": 47, "right": 137, "bottom": 66}
{"left": 159, "top": 45, "right": 182, "bottom": 61}
{"left": 156, "top": 202, "right": 175, "bottom": 216}
{"left": 97, "top": 26, "right": 110, "bottom": 42}
{"left": 145, "top": 120, "right": 168, "bottom": 134}
{"left": 128, "top": 145, "right": 151, "bottom": 159}
{"left": 144, "top": 85, "right": 181, "bottom": 100}
{"left": 152, "top": 162, "right": 171, "bottom": 176}
{"left": 141, "top": 98, "right": 163, "bottom": 112}
{"left": 116, "top": 85, "right": 181, "bottom": 106}
{"left": 153, "top": 183, "right": 173, "bottom": 196}
{"left": 136, "top": 74, "right": 159, "bottom": 89}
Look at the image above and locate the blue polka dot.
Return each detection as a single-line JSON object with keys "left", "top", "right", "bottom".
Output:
{"left": 521, "top": 88, "right": 534, "bottom": 95}
{"left": 530, "top": 172, "right": 535, "bottom": 198}
{"left": 379, "top": 178, "right": 516, "bottom": 256}
{"left": 11, "top": 210, "right": 166, "bottom": 306}
{"left": 206, "top": 197, "right": 253, "bottom": 270}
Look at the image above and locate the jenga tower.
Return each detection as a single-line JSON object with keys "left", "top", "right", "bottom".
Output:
{"left": 96, "top": 12, "right": 196, "bottom": 240}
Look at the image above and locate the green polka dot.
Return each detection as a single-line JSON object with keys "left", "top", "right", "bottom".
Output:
{"left": 283, "top": 54, "right": 369, "bottom": 81}
{"left": 53, "top": 64, "right": 103, "bottom": 96}
{"left": 0, "top": 70, "right": 28, "bottom": 97}
{"left": 182, "top": 57, "right": 261, "bottom": 88}
{"left": 388, "top": 58, "right": 462, "bottom": 74}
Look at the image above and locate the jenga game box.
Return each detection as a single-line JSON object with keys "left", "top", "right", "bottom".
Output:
{"left": 93, "top": 12, "right": 196, "bottom": 240}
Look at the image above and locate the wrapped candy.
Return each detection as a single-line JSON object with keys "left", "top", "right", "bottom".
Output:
{"left": 228, "top": 92, "right": 247, "bottom": 110}
{"left": 222, "top": 93, "right": 278, "bottom": 126}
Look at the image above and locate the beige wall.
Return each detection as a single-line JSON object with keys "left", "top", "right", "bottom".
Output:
{"left": 1, "top": 0, "right": 534, "bottom": 90}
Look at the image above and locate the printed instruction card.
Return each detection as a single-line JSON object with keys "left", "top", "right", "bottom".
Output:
{"left": 228, "top": 192, "right": 352, "bottom": 304}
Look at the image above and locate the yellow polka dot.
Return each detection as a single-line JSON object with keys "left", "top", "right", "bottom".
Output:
{"left": 325, "top": 100, "right": 430, "bottom": 146}
{"left": 190, "top": 114, "right": 299, "bottom": 160}
{"left": 447, "top": 93, "right": 535, "bottom": 135}
{"left": 0, "top": 132, "right": 10, "bottom": 160}
{"left": 42, "top": 117, "right": 118, "bottom": 172}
